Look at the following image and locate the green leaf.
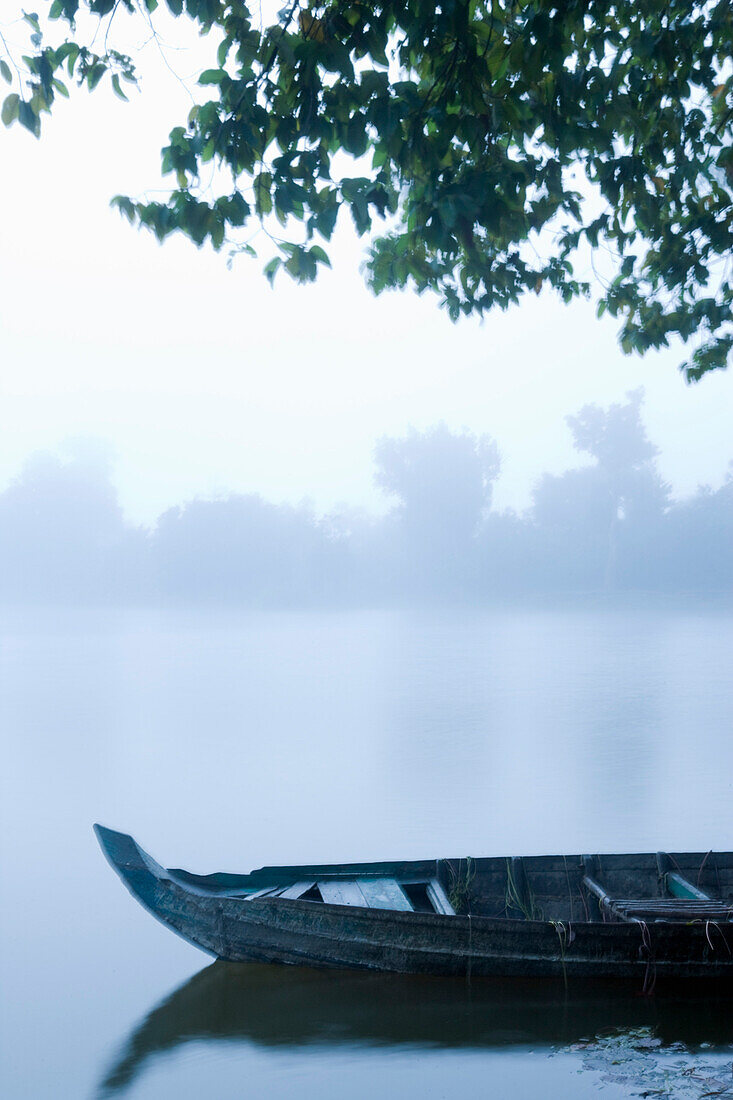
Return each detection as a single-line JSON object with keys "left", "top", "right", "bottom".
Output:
{"left": 210, "top": 217, "right": 225, "bottom": 249}
{"left": 0, "top": 60, "right": 12, "bottom": 85}
{"left": 111, "top": 74, "right": 128, "bottom": 101}
{"left": 217, "top": 37, "right": 232, "bottom": 67}
{"left": 18, "top": 99, "right": 40, "bottom": 136}
{"left": 111, "top": 194, "right": 136, "bottom": 223}
{"left": 309, "top": 244, "right": 331, "bottom": 267}
{"left": 263, "top": 256, "right": 281, "bottom": 284}
{"left": 254, "top": 171, "right": 272, "bottom": 216}
{"left": 1, "top": 93, "right": 20, "bottom": 126}
{"left": 220, "top": 191, "right": 249, "bottom": 226}
{"left": 198, "top": 69, "right": 226, "bottom": 86}
{"left": 345, "top": 115, "right": 368, "bottom": 156}
{"left": 55, "top": 42, "right": 79, "bottom": 75}
{"left": 87, "top": 63, "right": 106, "bottom": 92}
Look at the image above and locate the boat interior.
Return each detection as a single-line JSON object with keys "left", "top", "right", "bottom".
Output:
{"left": 168, "top": 851, "right": 733, "bottom": 923}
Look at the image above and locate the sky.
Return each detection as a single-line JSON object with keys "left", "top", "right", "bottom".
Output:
{"left": 1, "top": 8, "right": 731, "bottom": 527}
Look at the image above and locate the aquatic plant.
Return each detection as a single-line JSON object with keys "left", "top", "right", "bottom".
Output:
{"left": 558, "top": 1027, "right": 733, "bottom": 1099}
{"left": 444, "top": 858, "right": 476, "bottom": 915}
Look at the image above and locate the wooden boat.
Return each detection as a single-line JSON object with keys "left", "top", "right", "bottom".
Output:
{"left": 94, "top": 825, "right": 733, "bottom": 987}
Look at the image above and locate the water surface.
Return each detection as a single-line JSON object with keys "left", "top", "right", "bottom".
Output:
{"left": 1, "top": 605, "right": 731, "bottom": 1097}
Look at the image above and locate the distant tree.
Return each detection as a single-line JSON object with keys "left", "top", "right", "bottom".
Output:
{"left": 3, "top": 1, "right": 731, "bottom": 378}
{"left": 153, "top": 493, "right": 339, "bottom": 603}
{"left": 476, "top": 508, "right": 538, "bottom": 596}
{"left": 0, "top": 443, "right": 145, "bottom": 601}
{"left": 374, "top": 423, "right": 499, "bottom": 596}
{"left": 531, "top": 390, "right": 670, "bottom": 588}
{"left": 531, "top": 466, "right": 619, "bottom": 589}
{"left": 375, "top": 424, "right": 499, "bottom": 535}
{"left": 662, "top": 470, "right": 733, "bottom": 591}
{"left": 0, "top": 431, "right": 730, "bottom": 605}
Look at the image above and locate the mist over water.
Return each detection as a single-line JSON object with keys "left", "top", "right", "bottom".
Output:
{"left": 0, "top": 391, "right": 730, "bottom": 608}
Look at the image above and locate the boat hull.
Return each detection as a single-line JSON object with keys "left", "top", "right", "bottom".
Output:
{"left": 94, "top": 826, "right": 733, "bottom": 985}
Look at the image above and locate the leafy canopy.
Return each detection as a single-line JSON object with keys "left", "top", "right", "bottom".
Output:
{"left": 2, "top": 0, "right": 732, "bottom": 379}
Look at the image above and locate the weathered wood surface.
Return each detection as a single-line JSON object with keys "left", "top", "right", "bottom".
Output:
{"left": 319, "top": 880, "right": 368, "bottom": 907}
{"left": 357, "top": 878, "right": 413, "bottom": 912}
{"left": 94, "top": 825, "right": 733, "bottom": 985}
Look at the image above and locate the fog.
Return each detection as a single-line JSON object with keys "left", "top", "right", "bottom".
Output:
{"left": 1, "top": 390, "right": 729, "bottom": 607}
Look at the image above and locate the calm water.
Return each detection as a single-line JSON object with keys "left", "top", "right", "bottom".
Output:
{"left": 1, "top": 605, "right": 732, "bottom": 1098}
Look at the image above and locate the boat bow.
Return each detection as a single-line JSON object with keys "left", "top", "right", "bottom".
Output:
{"left": 94, "top": 824, "right": 220, "bottom": 956}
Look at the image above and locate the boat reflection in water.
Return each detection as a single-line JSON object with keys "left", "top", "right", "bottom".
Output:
{"left": 98, "top": 962, "right": 733, "bottom": 1097}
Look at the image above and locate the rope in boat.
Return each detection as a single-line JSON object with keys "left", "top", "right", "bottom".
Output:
{"left": 466, "top": 913, "right": 472, "bottom": 984}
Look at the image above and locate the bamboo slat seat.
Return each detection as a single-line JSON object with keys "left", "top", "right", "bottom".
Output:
{"left": 611, "top": 898, "right": 733, "bottom": 923}
{"left": 582, "top": 872, "right": 733, "bottom": 923}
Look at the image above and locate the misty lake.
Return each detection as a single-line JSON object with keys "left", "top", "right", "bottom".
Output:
{"left": 1, "top": 604, "right": 732, "bottom": 1098}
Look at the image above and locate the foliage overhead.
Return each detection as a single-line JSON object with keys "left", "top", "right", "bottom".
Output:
{"left": 2, "top": 0, "right": 732, "bottom": 379}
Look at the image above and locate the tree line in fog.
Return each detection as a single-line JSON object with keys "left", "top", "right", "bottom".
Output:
{"left": 1, "top": 391, "right": 730, "bottom": 605}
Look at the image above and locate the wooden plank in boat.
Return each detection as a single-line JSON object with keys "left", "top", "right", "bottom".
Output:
{"left": 427, "top": 879, "right": 455, "bottom": 915}
{"left": 318, "top": 880, "right": 367, "bottom": 907}
{"left": 243, "top": 885, "right": 283, "bottom": 899}
{"left": 244, "top": 882, "right": 315, "bottom": 900}
{"left": 357, "top": 877, "right": 412, "bottom": 911}
{"left": 277, "top": 881, "right": 317, "bottom": 900}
